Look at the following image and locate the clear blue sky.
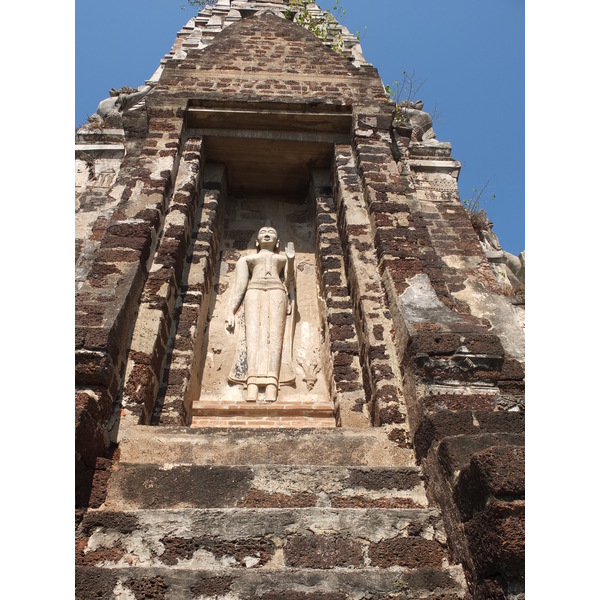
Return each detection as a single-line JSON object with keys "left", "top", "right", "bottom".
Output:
{"left": 76, "top": 0, "right": 524, "bottom": 255}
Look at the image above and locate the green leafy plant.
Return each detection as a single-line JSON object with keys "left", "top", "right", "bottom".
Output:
{"left": 461, "top": 181, "right": 496, "bottom": 214}
{"left": 385, "top": 71, "right": 423, "bottom": 106}
{"left": 385, "top": 71, "right": 442, "bottom": 126}
{"left": 185, "top": 0, "right": 217, "bottom": 8}
{"left": 183, "top": 1, "right": 354, "bottom": 54}
{"left": 285, "top": 0, "right": 346, "bottom": 52}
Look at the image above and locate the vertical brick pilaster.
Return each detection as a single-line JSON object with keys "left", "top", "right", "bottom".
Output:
{"left": 313, "top": 189, "right": 368, "bottom": 428}
{"left": 366, "top": 117, "right": 526, "bottom": 598}
{"left": 333, "top": 142, "right": 409, "bottom": 437}
{"left": 158, "top": 165, "right": 225, "bottom": 425}
{"left": 75, "top": 118, "right": 185, "bottom": 510}
{"left": 121, "top": 137, "right": 204, "bottom": 425}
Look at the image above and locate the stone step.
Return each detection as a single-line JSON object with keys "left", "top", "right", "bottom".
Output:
{"left": 117, "top": 426, "right": 416, "bottom": 467}
{"left": 191, "top": 398, "right": 337, "bottom": 429}
{"left": 192, "top": 398, "right": 336, "bottom": 418}
{"left": 191, "top": 415, "right": 336, "bottom": 429}
{"left": 105, "top": 464, "right": 428, "bottom": 510}
{"left": 77, "top": 507, "right": 449, "bottom": 573}
{"left": 76, "top": 565, "right": 468, "bottom": 599}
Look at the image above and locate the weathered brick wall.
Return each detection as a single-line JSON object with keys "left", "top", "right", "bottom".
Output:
{"left": 158, "top": 183, "right": 223, "bottom": 425}
{"left": 313, "top": 184, "right": 367, "bottom": 427}
{"left": 153, "top": 11, "right": 387, "bottom": 110}
{"left": 333, "top": 141, "right": 410, "bottom": 440}
{"left": 75, "top": 5, "right": 523, "bottom": 596}
{"left": 75, "top": 108, "right": 185, "bottom": 504}
{"left": 121, "top": 138, "right": 211, "bottom": 426}
{"left": 326, "top": 106, "right": 523, "bottom": 598}
{"left": 75, "top": 13, "right": 389, "bottom": 489}
{"left": 374, "top": 120, "right": 525, "bottom": 598}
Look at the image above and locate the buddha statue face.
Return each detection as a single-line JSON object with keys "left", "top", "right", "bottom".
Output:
{"left": 256, "top": 226, "right": 279, "bottom": 251}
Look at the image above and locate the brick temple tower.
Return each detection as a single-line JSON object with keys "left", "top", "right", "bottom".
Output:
{"left": 75, "top": 2, "right": 525, "bottom": 598}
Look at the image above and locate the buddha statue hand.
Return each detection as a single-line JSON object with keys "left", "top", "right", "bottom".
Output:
{"left": 225, "top": 311, "right": 235, "bottom": 333}
{"left": 285, "top": 242, "right": 295, "bottom": 260}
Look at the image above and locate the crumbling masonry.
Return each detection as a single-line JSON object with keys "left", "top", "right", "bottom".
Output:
{"left": 75, "top": 2, "right": 525, "bottom": 599}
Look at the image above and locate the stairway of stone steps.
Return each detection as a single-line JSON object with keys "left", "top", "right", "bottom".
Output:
{"left": 76, "top": 427, "right": 468, "bottom": 599}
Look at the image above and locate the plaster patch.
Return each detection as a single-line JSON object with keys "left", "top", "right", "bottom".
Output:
{"left": 454, "top": 280, "right": 525, "bottom": 361}
{"left": 251, "top": 466, "right": 348, "bottom": 494}
{"left": 75, "top": 212, "right": 101, "bottom": 238}
{"left": 184, "top": 549, "right": 237, "bottom": 570}
{"left": 164, "top": 210, "right": 187, "bottom": 228}
{"left": 87, "top": 530, "right": 122, "bottom": 553}
{"left": 400, "top": 274, "right": 463, "bottom": 325}
{"left": 244, "top": 556, "right": 261, "bottom": 568}
{"left": 159, "top": 462, "right": 192, "bottom": 471}
{"left": 138, "top": 511, "right": 194, "bottom": 538}
{"left": 113, "top": 580, "right": 137, "bottom": 599}
{"left": 265, "top": 547, "right": 286, "bottom": 569}
{"left": 108, "top": 184, "right": 126, "bottom": 202}
{"left": 150, "top": 157, "right": 176, "bottom": 178}
{"left": 121, "top": 530, "right": 163, "bottom": 564}
{"left": 442, "top": 254, "right": 482, "bottom": 270}
{"left": 129, "top": 307, "right": 165, "bottom": 355}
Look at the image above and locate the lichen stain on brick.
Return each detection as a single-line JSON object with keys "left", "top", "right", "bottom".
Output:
{"left": 331, "top": 496, "right": 421, "bottom": 509}
{"left": 369, "top": 536, "right": 444, "bottom": 569}
{"left": 125, "top": 576, "right": 169, "bottom": 600}
{"left": 160, "top": 536, "right": 275, "bottom": 567}
{"left": 284, "top": 534, "right": 363, "bottom": 569}
{"left": 388, "top": 428, "right": 412, "bottom": 448}
{"left": 189, "top": 576, "right": 234, "bottom": 597}
{"left": 238, "top": 491, "right": 319, "bottom": 508}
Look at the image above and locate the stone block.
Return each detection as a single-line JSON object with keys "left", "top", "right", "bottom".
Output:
{"left": 408, "top": 331, "right": 504, "bottom": 358}
{"left": 106, "top": 464, "right": 427, "bottom": 511}
{"left": 436, "top": 433, "right": 525, "bottom": 478}
{"left": 117, "top": 427, "right": 415, "bottom": 467}
{"left": 414, "top": 410, "right": 524, "bottom": 461}
{"left": 76, "top": 566, "right": 468, "bottom": 600}
{"left": 464, "top": 499, "right": 525, "bottom": 578}
{"left": 422, "top": 392, "right": 496, "bottom": 413}
{"left": 453, "top": 445, "right": 524, "bottom": 520}
{"left": 284, "top": 534, "right": 363, "bottom": 569}
{"left": 75, "top": 405, "right": 107, "bottom": 467}
{"left": 123, "top": 363, "right": 159, "bottom": 408}
{"left": 369, "top": 536, "right": 444, "bottom": 568}
{"left": 75, "top": 350, "right": 115, "bottom": 387}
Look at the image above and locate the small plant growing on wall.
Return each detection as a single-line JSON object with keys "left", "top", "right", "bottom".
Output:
{"left": 461, "top": 181, "right": 496, "bottom": 215}
{"left": 185, "top": 0, "right": 217, "bottom": 9}
{"left": 184, "top": 1, "right": 352, "bottom": 54}
{"left": 385, "top": 71, "right": 441, "bottom": 125}
{"left": 285, "top": 0, "right": 346, "bottom": 53}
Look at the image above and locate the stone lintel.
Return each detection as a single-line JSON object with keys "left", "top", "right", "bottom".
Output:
{"left": 75, "top": 144, "right": 125, "bottom": 156}
{"left": 409, "top": 141, "right": 453, "bottom": 158}
{"left": 186, "top": 105, "right": 352, "bottom": 135}
{"left": 187, "top": 127, "right": 349, "bottom": 144}
{"left": 408, "top": 158, "right": 461, "bottom": 177}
